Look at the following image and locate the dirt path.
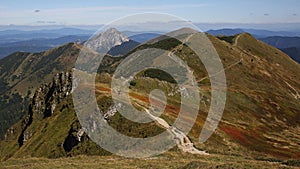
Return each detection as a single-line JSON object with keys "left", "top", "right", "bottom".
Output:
{"left": 233, "top": 34, "right": 241, "bottom": 46}
{"left": 284, "top": 81, "right": 300, "bottom": 99}
{"left": 143, "top": 108, "right": 208, "bottom": 155}
{"left": 167, "top": 33, "right": 194, "bottom": 60}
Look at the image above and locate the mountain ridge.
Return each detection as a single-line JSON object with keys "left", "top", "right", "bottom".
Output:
{"left": 0, "top": 28, "right": 299, "bottom": 161}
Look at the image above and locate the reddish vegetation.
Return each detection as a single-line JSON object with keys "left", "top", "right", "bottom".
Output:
{"left": 220, "top": 125, "right": 248, "bottom": 144}
{"left": 164, "top": 105, "right": 180, "bottom": 117}
{"left": 95, "top": 84, "right": 198, "bottom": 125}
{"left": 220, "top": 124, "right": 300, "bottom": 159}
{"left": 95, "top": 85, "right": 111, "bottom": 93}
{"left": 129, "top": 92, "right": 150, "bottom": 104}
{"left": 128, "top": 92, "right": 180, "bottom": 116}
{"left": 94, "top": 84, "right": 181, "bottom": 117}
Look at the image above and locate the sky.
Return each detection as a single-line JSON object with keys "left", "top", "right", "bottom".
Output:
{"left": 0, "top": 0, "right": 300, "bottom": 26}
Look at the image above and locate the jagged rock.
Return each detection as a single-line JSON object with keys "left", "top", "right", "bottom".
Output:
{"left": 76, "top": 128, "right": 86, "bottom": 142}
{"left": 17, "top": 72, "right": 73, "bottom": 147}
{"left": 22, "top": 130, "right": 33, "bottom": 143}
{"left": 50, "top": 104, "right": 56, "bottom": 115}
{"left": 4, "top": 127, "right": 16, "bottom": 140}
{"left": 178, "top": 85, "right": 189, "bottom": 98}
{"left": 103, "top": 103, "right": 122, "bottom": 120}
{"left": 30, "top": 72, "right": 72, "bottom": 118}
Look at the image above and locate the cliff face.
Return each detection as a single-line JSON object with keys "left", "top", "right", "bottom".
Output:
{"left": 18, "top": 72, "right": 73, "bottom": 146}
{"left": 31, "top": 72, "right": 72, "bottom": 119}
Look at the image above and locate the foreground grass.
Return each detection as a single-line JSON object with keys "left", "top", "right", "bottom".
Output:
{"left": 0, "top": 152, "right": 298, "bottom": 169}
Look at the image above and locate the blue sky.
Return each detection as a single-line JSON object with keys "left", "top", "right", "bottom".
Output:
{"left": 0, "top": 0, "right": 299, "bottom": 25}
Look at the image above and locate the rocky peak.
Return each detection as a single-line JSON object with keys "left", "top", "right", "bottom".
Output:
{"left": 84, "top": 28, "right": 129, "bottom": 53}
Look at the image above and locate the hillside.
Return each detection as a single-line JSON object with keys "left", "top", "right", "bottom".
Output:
{"left": 0, "top": 27, "right": 144, "bottom": 141}
{"left": 0, "top": 43, "right": 82, "bottom": 139}
{"left": 0, "top": 28, "right": 299, "bottom": 167}
{"left": 211, "top": 33, "right": 300, "bottom": 158}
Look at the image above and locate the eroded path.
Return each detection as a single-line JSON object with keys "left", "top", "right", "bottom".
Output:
{"left": 143, "top": 108, "right": 208, "bottom": 155}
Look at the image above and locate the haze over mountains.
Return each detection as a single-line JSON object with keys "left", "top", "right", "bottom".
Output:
{"left": 1, "top": 27, "right": 299, "bottom": 65}
{"left": 0, "top": 27, "right": 299, "bottom": 169}
{"left": 258, "top": 36, "right": 300, "bottom": 63}
{"left": 207, "top": 28, "right": 300, "bottom": 38}
{"left": 0, "top": 28, "right": 155, "bottom": 59}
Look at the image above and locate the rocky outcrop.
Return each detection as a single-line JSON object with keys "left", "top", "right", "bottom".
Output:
{"left": 18, "top": 72, "right": 72, "bottom": 146}
{"left": 103, "top": 103, "right": 122, "bottom": 120}
{"left": 76, "top": 128, "right": 86, "bottom": 142}
{"left": 31, "top": 72, "right": 72, "bottom": 118}
{"left": 4, "top": 127, "right": 16, "bottom": 141}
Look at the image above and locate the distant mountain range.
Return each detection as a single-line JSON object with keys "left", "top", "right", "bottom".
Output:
{"left": 129, "top": 33, "right": 161, "bottom": 43}
{"left": 281, "top": 47, "right": 300, "bottom": 63}
{"left": 206, "top": 29, "right": 245, "bottom": 36}
{"left": 0, "top": 28, "right": 158, "bottom": 59}
{"left": 0, "top": 35, "right": 89, "bottom": 59}
{"left": 0, "top": 27, "right": 299, "bottom": 63}
{"left": 258, "top": 36, "right": 300, "bottom": 63}
{"left": 0, "top": 28, "right": 93, "bottom": 59}
{"left": 259, "top": 36, "right": 300, "bottom": 48}
{"left": 0, "top": 28, "right": 93, "bottom": 41}
{"left": 206, "top": 28, "right": 300, "bottom": 38}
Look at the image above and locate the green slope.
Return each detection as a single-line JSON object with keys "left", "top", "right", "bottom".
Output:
{"left": 0, "top": 31, "right": 300, "bottom": 162}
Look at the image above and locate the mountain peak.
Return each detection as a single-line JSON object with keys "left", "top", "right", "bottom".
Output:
{"left": 85, "top": 27, "right": 129, "bottom": 53}
{"left": 104, "top": 27, "right": 120, "bottom": 33}
{"left": 167, "top": 27, "right": 199, "bottom": 36}
{"left": 145, "top": 27, "right": 199, "bottom": 44}
{"left": 175, "top": 27, "right": 198, "bottom": 33}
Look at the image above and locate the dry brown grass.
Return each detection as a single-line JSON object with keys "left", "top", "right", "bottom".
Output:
{"left": 0, "top": 152, "right": 297, "bottom": 169}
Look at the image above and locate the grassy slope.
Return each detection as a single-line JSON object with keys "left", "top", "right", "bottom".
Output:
{"left": 192, "top": 33, "right": 300, "bottom": 158}
{"left": 0, "top": 32, "right": 300, "bottom": 166}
